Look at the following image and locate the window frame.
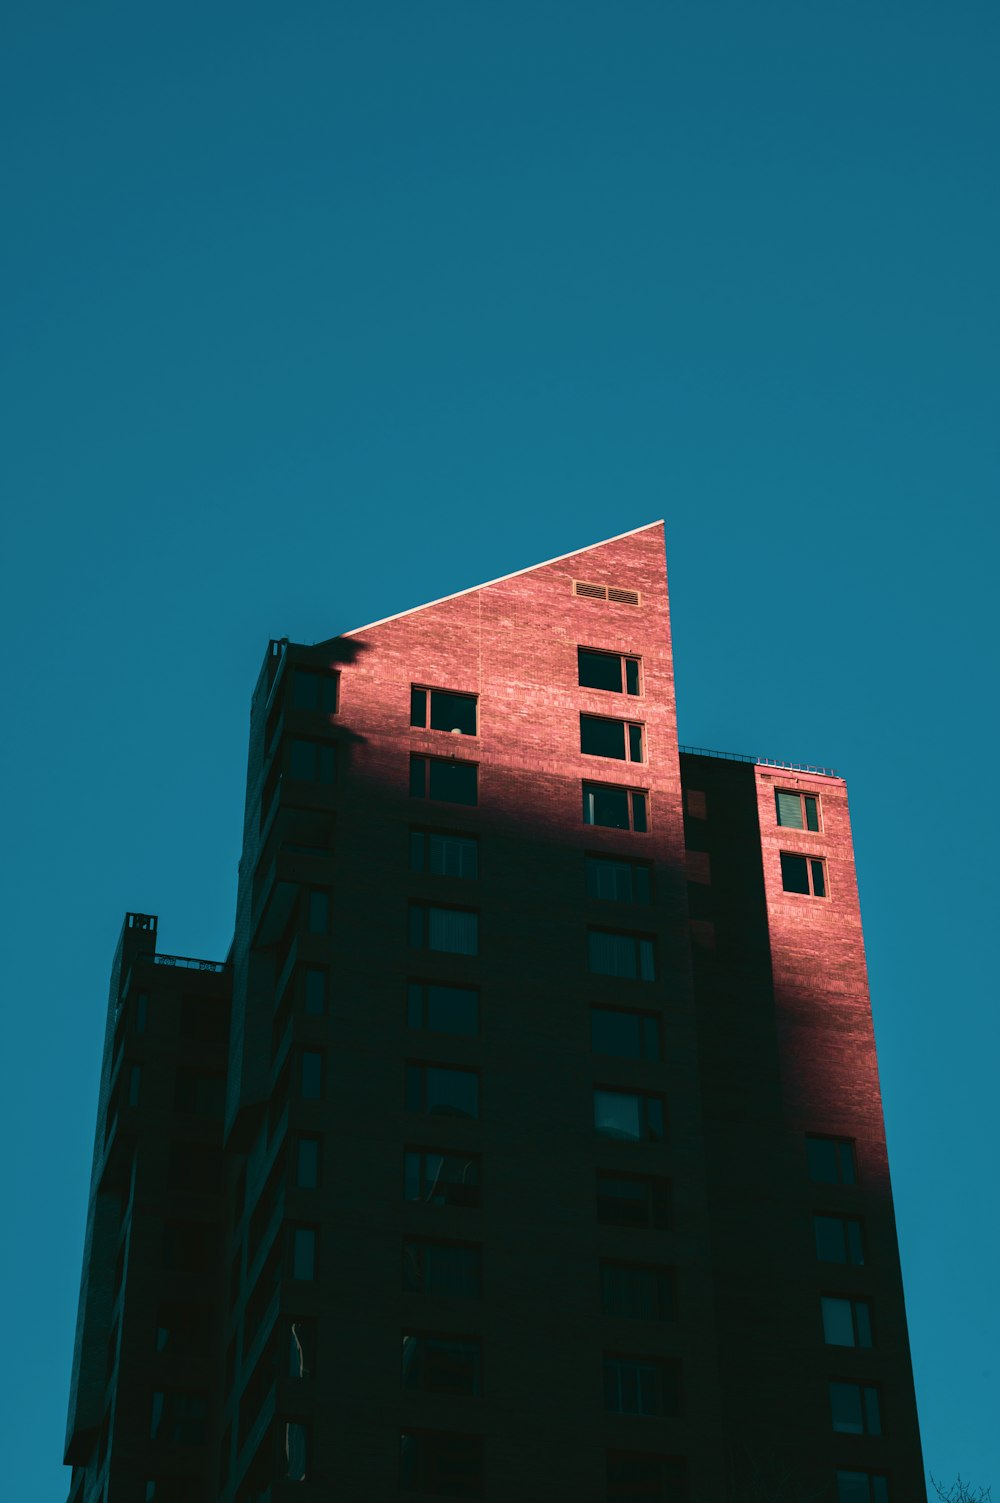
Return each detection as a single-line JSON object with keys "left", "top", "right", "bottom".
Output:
{"left": 596, "top": 1173, "right": 672, "bottom": 1230}
{"left": 405, "top": 1060, "right": 481, "bottom": 1120}
{"left": 401, "top": 1238, "right": 483, "bottom": 1299}
{"left": 829, "top": 1379, "right": 882, "bottom": 1436}
{"left": 577, "top": 647, "right": 643, "bottom": 696}
{"left": 585, "top": 853, "right": 653, "bottom": 905}
{"left": 813, "top": 1213, "right": 865, "bottom": 1265}
{"left": 408, "top": 902, "right": 480, "bottom": 957}
{"left": 593, "top": 1086, "right": 667, "bottom": 1143}
{"left": 290, "top": 667, "right": 340, "bottom": 716}
{"left": 602, "top": 1352, "right": 680, "bottom": 1418}
{"left": 401, "top": 1330, "right": 484, "bottom": 1397}
{"left": 580, "top": 713, "right": 646, "bottom": 764}
{"left": 410, "top": 685, "right": 479, "bottom": 736}
{"left": 806, "top": 1134, "right": 858, "bottom": 1186}
{"left": 583, "top": 782, "right": 649, "bottom": 833}
{"left": 409, "top": 827, "right": 480, "bottom": 880}
{"left": 407, "top": 980, "right": 481, "bottom": 1037}
{"left": 821, "top": 1294, "right": 875, "bottom": 1349}
{"left": 775, "top": 786, "right": 822, "bottom": 831}
{"left": 599, "top": 1259, "right": 677, "bottom": 1321}
{"left": 779, "top": 851, "right": 829, "bottom": 898}
{"left": 588, "top": 927, "right": 657, "bottom": 982}
{"left": 410, "top": 754, "right": 479, "bottom": 807}
{"left": 404, "top": 1147, "right": 483, "bottom": 1208}
{"left": 590, "top": 1004, "right": 662, "bottom": 1061}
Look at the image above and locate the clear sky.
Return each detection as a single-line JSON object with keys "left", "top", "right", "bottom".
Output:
{"left": 1, "top": 3, "right": 997, "bottom": 1497}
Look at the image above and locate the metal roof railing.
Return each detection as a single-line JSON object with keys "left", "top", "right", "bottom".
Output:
{"left": 152, "top": 953, "right": 230, "bottom": 974}
{"left": 679, "top": 745, "right": 841, "bottom": 778}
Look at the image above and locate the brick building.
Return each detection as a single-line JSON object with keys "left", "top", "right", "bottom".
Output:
{"left": 64, "top": 522, "right": 925, "bottom": 1502}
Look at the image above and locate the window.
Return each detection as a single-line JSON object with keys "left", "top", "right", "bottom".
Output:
{"left": 303, "top": 967, "right": 327, "bottom": 1016}
{"left": 409, "top": 904, "right": 479, "bottom": 956}
{"left": 591, "top": 1007, "right": 661, "bottom": 1060}
{"left": 814, "top": 1215, "right": 865, "bottom": 1265}
{"left": 287, "top": 738, "right": 338, "bottom": 784}
{"left": 306, "top": 888, "right": 330, "bottom": 933}
{"left": 283, "top": 1420, "right": 311, "bottom": 1481}
{"left": 830, "top": 1381, "right": 882, "bottom": 1436}
{"left": 603, "top": 1355, "right": 680, "bottom": 1417}
{"left": 288, "top": 1319, "right": 317, "bottom": 1379}
{"left": 600, "top": 1262, "right": 676, "bottom": 1321}
{"left": 775, "top": 787, "right": 820, "bottom": 831}
{"left": 402, "top": 1333, "right": 483, "bottom": 1396}
{"left": 607, "top": 1451, "right": 687, "bottom": 1503}
{"left": 806, "top": 1135, "right": 857, "bottom": 1185}
{"left": 291, "top": 668, "right": 339, "bottom": 714}
{"left": 578, "top": 648, "right": 641, "bottom": 695}
{"left": 780, "top": 852, "right": 827, "bottom": 897}
{"left": 151, "top": 1392, "right": 208, "bottom": 1445}
{"left": 581, "top": 714, "right": 645, "bottom": 763}
{"left": 836, "top": 1472, "right": 891, "bottom": 1503}
{"left": 300, "top": 1051, "right": 324, "bottom": 1100}
{"left": 594, "top": 1089, "right": 666, "bottom": 1142}
{"left": 822, "top": 1296, "right": 874, "bottom": 1348}
{"left": 405, "top": 1149, "right": 482, "bottom": 1208}
{"left": 411, "top": 687, "right": 478, "bottom": 736}
{"left": 410, "top": 755, "right": 478, "bottom": 806}
{"left": 135, "top": 991, "right": 150, "bottom": 1033}
{"left": 402, "top": 1240, "right": 482, "bottom": 1298}
{"left": 597, "top": 1174, "right": 671, "bottom": 1229}
{"left": 400, "top": 1431, "right": 484, "bottom": 1497}
{"left": 295, "top": 1137, "right": 321, "bottom": 1189}
{"left": 410, "top": 829, "right": 479, "bottom": 878}
{"left": 406, "top": 1063, "right": 479, "bottom": 1119}
{"left": 586, "top": 855, "right": 652, "bottom": 904}
{"left": 583, "top": 782, "right": 648, "bottom": 832}
{"left": 291, "top": 1227, "right": 317, "bottom": 1281}
{"left": 174, "top": 1070, "right": 226, "bottom": 1116}
{"left": 589, "top": 928, "right": 656, "bottom": 981}
{"left": 128, "top": 1064, "right": 142, "bottom": 1107}
{"left": 408, "top": 982, "right": 480, "bottom": 1036}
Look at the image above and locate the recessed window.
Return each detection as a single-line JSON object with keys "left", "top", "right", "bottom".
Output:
{"left": 402, "top": 1333, "right": 483, "bottom": 1396}
{"left": 578, "top": 648, "right": 641, "bottom": 695}
{"left": 594, "top": 1089, "right": 666, "bottom": 1143}
{"left": 406, "top": 1063, "right": 479, "bottom": 1119}
{"left": 409, "top": 904, "right": 479, "bottom": 956}
{"left": 806, "top": 1135, "right": 857, "bottom": 1185}
{"left": 283, "top": 1420, "right": 311, "bottom": 1481}
{"left": 291, "top": 1227, "right": 317, "bottom": 1281}
{"left": 407, "top": 982, "right": 479, "bottom": 1036}
{"left": 600, "top": 1262, "right": 676, "bottom": 1321}
{"left": 288, "top": 1319, "right": 317, "bottom": 1379}
{"left": 830, "top": 1381, "right": 882, "bottom": 1436}
{"left": 400, "top": 1430, "right": 484, "bottom": 1497}
{"left": 291, "top": 668, "right": 339, "bottom": 715}
{"left": 822, "top": 1296, "right": 874, "bottom": 1348}
{"left": 780, "top": 852, "right": 827, "bottom": 897}
{"left": 306, "top": 888, "right": 330, "bottom": 933}
{"left": 402, "top": 1240, "right": 482, "bottom": 1298}
{"left": 410, "top": 829, "right": 479, "bottom": 878}
{"left": 814, "top": 1215, "right": 865, "bottom": 1265}
{"left": 295, "top": 1137, "right": 321, "bottom": 1189}
{"left": 591, "top": 1006, "right": 660, "bottom": 1060}
{"left": 300, "top": 1050, "right": 324, "bottom": 1100}
{"left": 583, "top": 783, "right": 648, "bottom": 832}
{"left": 607, "top": 1451, "right": 687, "bottom": 1503}
{"left": 410, "top": 755, "right": 478, "bottom": 806}
{"left": 589, "top": 928, "right": 656, "bottom": 981}
{"left": 411, "top": 686, "right": 478, "bottom": 735}
{"left": 405, "top": 1149, "right": 481, "bottom": 1208}
{"left": 288, "top": 738, "right": 338, "bottom": 784}
{"left": 303, "top": 967, "right": 328, "bottom": 1016}
{"left": 775, "top": 787, "right": 821, "bottom": 831}
{"left": 581, "top": 714, "right": 645, "bottom": 762}
{"left": 597, "top": 1174, "right": 671, "bottom": 1229}
{"left": 836, "top": 1471, "right": 891, "bottom": 1503}
{"left": 603, "top": 1354, "right": 680, "bottom": 1417}
{"left": 586, "top": 855, "right": 652, "bottom": 904}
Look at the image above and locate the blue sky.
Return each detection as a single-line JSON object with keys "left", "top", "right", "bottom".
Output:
{"left": 1, "top": 3, "right": 997, "bottom": 1497}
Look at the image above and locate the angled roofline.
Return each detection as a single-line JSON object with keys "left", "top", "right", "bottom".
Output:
{"left": 336, "top": 520, "right": 665, "bottom": 640}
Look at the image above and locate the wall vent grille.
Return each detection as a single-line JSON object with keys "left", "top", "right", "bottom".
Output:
{"left": 574, "top": 580, "right": 641, "bottom": 606}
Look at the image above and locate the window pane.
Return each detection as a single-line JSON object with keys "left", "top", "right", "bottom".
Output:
{"left": 410, "top": 687, "right": 427, "bottom": 726}
{"left": 806, "top": 1136, "right": 841, "bottom": 1183}
{"left": 587, "top": 856, "right": 633, "bottom": 901}
{"left": 289, "top": 1319, "right": 316, "bottom": 1379}
{"left": 292, "top": 670, "right": 320, "bottom": 710}
{"left": 427, "top": 832, "right": 478, "bottom": 878}
{"left": 427, "top": 907, "right": 478, "bottom": 955}
{"left": 306, "top": 890, "right": 328, "bottom": 933}
{"left": 811, "top": 859, "right": 827, "bottom": 897}
{"left": 405, "top": 1151, "right": 481, "bottom": 1207}
{"left": 595, "top": 1090, "right": 643, "bottom": 1140}
{"left": 780, "top": 852, "right": 810, "bottom": 893}
{"left": 301, "top": 1052, "right": 323, "bottom": 1099}
{"left": 837, "top": 1473, "right": 873, "bottom": 1503}
{"left": 296, "top": 1138, "right": 320, "bottom": 1189}
{"left": 814, "top": 1215, "right": 847, "bottom": 1262}
{"left": 624, "top": 659, "right": 641, "bottom": 696}
{"left": 846, "top": 1221, "right": 865, "bottom": 1265}
{"left": 830, "top": 1381, "right": 865, "bottom": 1433}
{"left": 854, "top": 1300, "right": 873, "bottom": 1347}
{"left": 631, "top": 793, "right": 648, "bottom": 832}
{"left": 584, "top": 784, "right": 630, "bottom": 829}
{"left": 589, "top": 929, "right": 638, "bottom": 978}
{"left": 821, "top": 1297, "right": 857, "bottom": 1346}
{"left": 872, "top": 1477, "right": 890, "bottom": 1503}
{"left": 776, "top": 789, "right": 804, "bottom": 828}
{"left": 805, "top": 794, "right": 820, "bottom": 831}
{"left": 837, "top": 1140, "right": 858, "bottom": 1184}
{"left": 581, "top": 715, "right": 627, "bottom": 759}
{"left": 426, "top": 1066, "right": 479, "bottom": 1119}
{"left": 425, "top": 984, "right": 479, "bottom": 1036}
{"left": 591, "top": 1008, "right": 659, "bottom": 1059}
{"left": 628, "top": 724, "right": 644, "bottom": 763}
{"left": 429, "top": 690, "right": 477, "bottom": 735}
{"left": 304, "top": 969, "right": 326, "bottom": 1016}
{"left": 864, "top": 1387, "right": 882, "bottom": 1435}
{"left": 292, "top": 1228, "right": 316, "bottom": 1280}
{"left": 428, "top": 759, "right": 478, "bottom": 805}
{"left": 579, "top": 649, "right": 623, "bottom": 691}
{"left": 284, "top": 1421, "right": 310, "bottom": 1480}
{"left": 638, "top": 939, "right": 656, "bottom": 980}
{"left": 645, "top": 1097, "right": 665, "bottom": 1141}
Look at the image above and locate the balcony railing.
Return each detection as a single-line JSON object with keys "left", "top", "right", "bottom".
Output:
{"left": 679, "top": 745, "right": 840, "bottom": 778}
{"left": 153, "top": 953, "right": 230, "bottom": 973}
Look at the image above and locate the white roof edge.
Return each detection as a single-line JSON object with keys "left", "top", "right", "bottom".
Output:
{"left": 336, "top": 520, "right": 666, "bottom": 640}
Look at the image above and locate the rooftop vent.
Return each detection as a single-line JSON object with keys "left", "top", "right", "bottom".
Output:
{"left": 574, "top": 580, "right": 641, "bottom": 606}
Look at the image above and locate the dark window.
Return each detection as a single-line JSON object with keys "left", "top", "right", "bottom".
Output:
{"left": 283, "top": 1420, "right": 311, "bottom": 1481}
{"left": 406, "top": 1063, "right": 479, "bottom": 1119}
{"left": 303, "top": 967, "right": 327, "bottom": 1016}
{"left": 151, "top": 1391, "right": 209, "bottom": 1445}
{"left": 306, "top": 888, "right": 330, "bottom": 933}
{"left": 408, "top": 982, "right": 479, "bottom": 1036}
{"left": 822, "top": 1296, "right": 874, "bottom": 1348}
{"left": 135, "top": 991, "right": 150, "bottom": 1033}
{"left": 405, "top": 1149, "right": 482, "bottom": 1208}
{"left": 411, "top": 756, "right": 478, "bottom": 806}
{"left": 300, "top": 1051, "right": 324, "bottom": 1100}
{"left": 836, "top": 1472, "right": 891, "bottom": 1503}
{"left": 830, "top": 1381, "right": 882, "bottom": 1435}
{"left": 288, "top": 1319, "right": 317, "bottom": 1379}
{"left": 291, "top": 1227, "right": 317, "bottom": 1281}
{"left": 400, "top": 1430, "right": 484, "bottom": 1497}
{"left": 806, "top": 1135, "right": 857, "bottom": 1185}
{"left": 780, "top": 852, "right": 827, "bottom": 897}
{"left": 295, "top": 1137, "right": 321, "bottom": 1189}
{"left": 600, "top": 1262, "right": 676, "bottom": 1320}
{"left": 586, "top": 855, "right": 652, "bottom": 904}
{"left": 583, "top": 783, "right": 648, "bottom": 832}
{"left": 402, "top": 1333, "right": 483, "bottom": 1396}
{"left": 578, "top": 649, "right": 642, "bottom": 695}
{"left": 607, "top": 1451, "right": 687, "bottom": 1503}
{"left": 597, "top": 1174, "right": 672, "bottom": 1229}
{"left": 174, "top": 1070, "right": 225, "bottom": 1116}
{"left": 581, "top": 714, "right": 645, "bottom": 762}
{"left": 410, "top": 829, "right": 479, "bottom": 878}
{"left": 288, "top": 738, "right": 338, "bottom": 784}
{"left": 603, "top": 1355, "right": 680, "bottom": 1417}
{"left": 411, "top": 687, "right": 478, "bottom": 735}
{"left": 409, "top": 904, "right": 479, "bottom": 956}
{"left": 591, "top": 1007, "right": 660, "bottom": 1060}
{"left": 594, "top": 1089, "right": 666, "bottom": 1142}
{"left": 775, "top": 787, "right": 821, "bottom": 831}
{"left": 402, "top": 1240, "right": 482, "bottom": 1298}
{"left": 589, "top": 928, "right": 656, "bottom": 980}
{"left": 814, "top": 1215, "right": 865, "bottom": 1265}
{"left": 291, "top": 668, "right": 339, "bottom": 714}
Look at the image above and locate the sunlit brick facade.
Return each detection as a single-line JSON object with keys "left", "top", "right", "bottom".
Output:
{"left": 65, "top": 523, "right": 925, "bottom": 1503}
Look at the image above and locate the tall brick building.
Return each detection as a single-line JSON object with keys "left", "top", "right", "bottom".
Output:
{"left": 65, "top": 523, "right": 925, "bottom": 1502}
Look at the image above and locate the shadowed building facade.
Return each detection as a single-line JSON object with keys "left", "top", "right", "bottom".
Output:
{"left": 65, "top": 523, "right": 925, "bottom": 1503}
